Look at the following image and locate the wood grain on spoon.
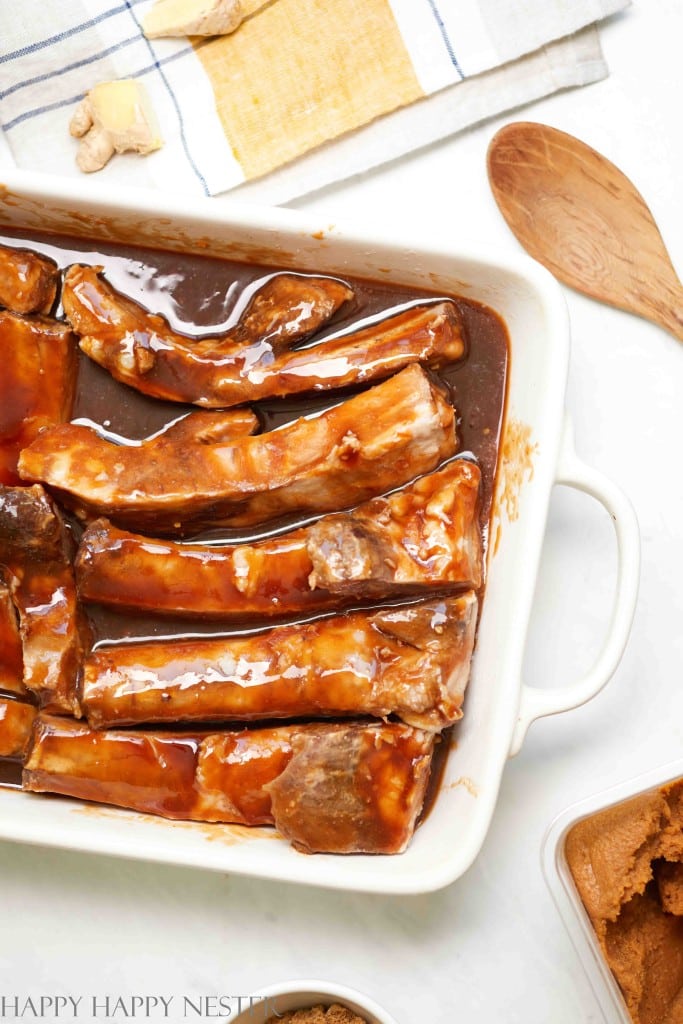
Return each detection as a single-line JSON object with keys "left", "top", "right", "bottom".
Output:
{"left": 487, "top": 121, "right": 683, "bottom": 342}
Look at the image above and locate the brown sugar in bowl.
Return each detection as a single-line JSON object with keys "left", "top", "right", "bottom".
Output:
{"left": 231, "top": 981, "right": 398, "bottom": 1024}
{"left": 265, "top": 1004, "right": 367, "bottom": 1023}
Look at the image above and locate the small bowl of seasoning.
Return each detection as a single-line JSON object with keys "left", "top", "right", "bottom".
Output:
{"left": 231, "top": 980, "right": 399, "bottom": 1024}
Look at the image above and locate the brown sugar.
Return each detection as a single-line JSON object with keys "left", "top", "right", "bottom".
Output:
{"left": 264, "top": 1004, "right": 368, "bottom": 1024}
{"left": 566, "top": 778, "right": 683, "bottom": 1024}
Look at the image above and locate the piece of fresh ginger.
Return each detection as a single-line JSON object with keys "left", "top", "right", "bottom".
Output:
{"left": 69, "top": 80, "right": 163, "bottom": 174}
{"left": 143, "top": 0, "right": 243, "bottom": 38}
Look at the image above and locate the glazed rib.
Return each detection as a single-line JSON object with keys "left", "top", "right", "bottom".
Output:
{"left": 0, "top": 312, "right": 77, "bottom": 485}
{"left": 0, "top": 576, "right": 25, "bottom": 696}
{"left": 24, "top": 715, "right": 435, "bottom": 854}
{"left": 0, "top": 485, "right": 86, "bottom": 715}
{"left": 82, "top": 593, "right": 477, "bottom": 730}
{"left": 0, "top": 698, "right": 36, "bottom": 759}
{"left": 19, "top": 365, "right": 457, "bottom": 535}
{"left": 62, "top": 264, "right": 465, "bottom": 406}
{"left": 76, "top": 460, "right": 482, "bottom": 618}
{"left": 0, "top": 244, "right": 59, "bottom": 315}
{"left": 213, "top": 272, "right": 354, "bottom": 355}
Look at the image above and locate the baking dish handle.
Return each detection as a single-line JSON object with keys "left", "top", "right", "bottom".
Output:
{"left": 509, "top": 416, "right": 640, "bottom": 756}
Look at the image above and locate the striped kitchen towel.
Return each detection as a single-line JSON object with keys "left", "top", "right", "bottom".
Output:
{"left": 0, "top": 0, "right": 629, "bottom": 204}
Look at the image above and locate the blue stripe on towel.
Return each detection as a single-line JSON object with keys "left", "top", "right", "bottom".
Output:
{"left": 0, "top": 35, "right": 141, "bottom": 101}
{"left": 0, "top": 44, "right": 199, "bottom": 133}
{"left": 123, "top": 0, "right": 211, "bottom": 196}
{"left": 0, "top": 0, "right": 148, "bottom": 64}
{"left": 2, "top": 93, "right": 87, "bottom": 132}
{"left": 425, "top": 0, "right": 465, "bottom": 79}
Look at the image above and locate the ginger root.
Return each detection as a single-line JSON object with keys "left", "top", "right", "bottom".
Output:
{"left": 69, "top": 81, "right": 163, "bottom": 174}
{"left": 143, "top": 0, "right": 243, "bottom": 38}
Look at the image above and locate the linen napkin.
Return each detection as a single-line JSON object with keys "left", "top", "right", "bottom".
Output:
{"left": 0, "top": 0, "right": 628, "bottom": 204}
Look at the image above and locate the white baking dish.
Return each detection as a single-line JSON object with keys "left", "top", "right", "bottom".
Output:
{"left": 542, "top": 758, "right": 683, "bottom": 1023}
{"left": 0, "top": 170, "right": 640, "bottom": 894}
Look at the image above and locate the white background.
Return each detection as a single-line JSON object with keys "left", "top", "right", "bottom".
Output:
{"left": 1, "top": 2, "right": 682, "bottom": 1022}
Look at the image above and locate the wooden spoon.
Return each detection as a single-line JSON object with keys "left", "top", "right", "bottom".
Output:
{"left": 487, "top": 121, "right": 683, "bottom": 342}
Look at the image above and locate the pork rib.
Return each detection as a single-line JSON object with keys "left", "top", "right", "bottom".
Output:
{"left": 62, "top": 264, "right": 465, "bottom": 406}
{"left": 0, "top": 576, "right": 25, "bottom": 696}
{"left": 76, "top": 459, "right": 481, "bottom": 618}
{"left": 82, "top": 593, "right": 477, "bottom": 730}
{"left": 0, "top": 698, "right": 36, "bottom": 759}
{"left": 0, "top": 312, "right": 77, "bottom": 485}
{"left": 0, "top": 485, "right": 86, "bottom": 715}
{"left": 0, "top": 243, "right": 59, "bottom": 315}
{"left": 19, "top": 365, "right": 457, "bottom": 535}
{"left": 24, "top": 715, "right": 435, "bottom": 854}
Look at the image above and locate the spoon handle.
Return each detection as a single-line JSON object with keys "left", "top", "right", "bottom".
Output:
{"left": 637, "top": 279, "right": 683, "bottom": 342}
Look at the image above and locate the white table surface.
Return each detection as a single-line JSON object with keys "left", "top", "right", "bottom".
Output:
{"left": 1, "top": 3, "right": 682, "bottom": 1022}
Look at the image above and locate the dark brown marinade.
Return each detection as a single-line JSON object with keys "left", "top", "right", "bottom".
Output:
{"left": 0, "top": 762, "right": 22, "bottom": 787}
{"left": 0, "top": 226, "right": 508, "bottom": 811}
{"left": 417, "top": 732, "right": 450, "bottom": 824}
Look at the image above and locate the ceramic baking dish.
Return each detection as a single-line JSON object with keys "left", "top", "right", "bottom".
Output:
{"left": 542, "top": 758, "right": 683, "bottom": 1023}
{"left": 0, "top": 170, "right": 640, "bottom": 894}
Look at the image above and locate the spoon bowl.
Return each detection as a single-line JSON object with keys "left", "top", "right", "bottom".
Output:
{"left": 487, "top": 121, "right": 683, "bottom": 341}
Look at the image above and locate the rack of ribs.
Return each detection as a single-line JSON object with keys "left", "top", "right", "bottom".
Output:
{"left": 0, "top": 243, "right": 59, "bottom": 315}
{"left": 0, "top": 575, "right": 25, "bottom": 697}
{"left": 0, "top": 241, "right": 492, "bottom": 861}
{"left": 0, "top": 312, "right": 77, "bottom": 485}
{"left": 81, "top": 594, "right": 477, "bottom": 730}
{"left": 18, "top": 365, "right": 457, "bottom": 535}
{"left": 75, "top": 460, "right": 481, "bottom": 618}
{"left": 0, "top": 698, "right": 37, "bottom": 759}
{"left": 0, "top": 485, "right": 86, "bottom": 715}
{"left": 24, "top": 715, "right": 435, "bottom": 854}
{"left": 63, "top": 264, "right": 465, "bottom": 406}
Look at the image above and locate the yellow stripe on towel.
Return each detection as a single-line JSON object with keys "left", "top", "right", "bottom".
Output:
{"left": 195, "top": 0, "right": 424, "bottom": 180}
